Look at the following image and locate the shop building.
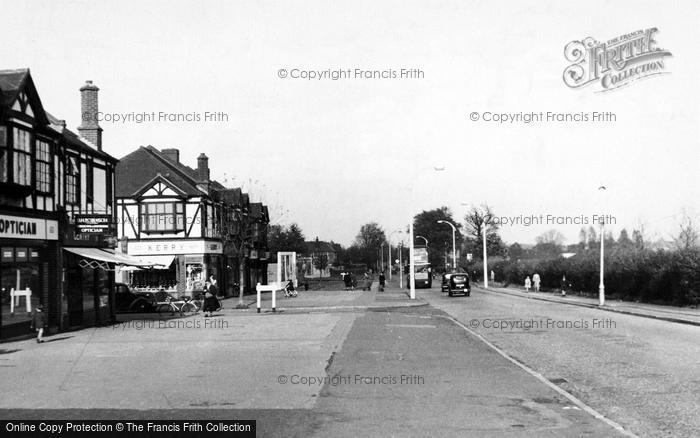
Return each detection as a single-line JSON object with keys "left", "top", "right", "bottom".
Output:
{"left": 0, "top": 69, "right": 147, "bottom": 338}
{"left": 115, "top": 146, "right": 269, "bottom": 297}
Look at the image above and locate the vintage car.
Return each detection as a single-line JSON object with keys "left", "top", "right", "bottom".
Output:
{"left": 114, "top": 283, "right": 157, "bottom": 313}
{"left": 442, "top": 273, "right": 470, "bottom": 297}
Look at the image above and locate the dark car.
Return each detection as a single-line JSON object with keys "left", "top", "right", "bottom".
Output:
{"left": 115, "top": 283, "right": 157, "bottom": 313}
{"left": 443, "top": 273, "right": 470, "bottom": 297}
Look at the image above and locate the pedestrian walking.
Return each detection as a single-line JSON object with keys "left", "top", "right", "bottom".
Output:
{"left": 560, "top": 275, "right": 567, "bottom": 297}
{"left": 378, "top": 271, "right": 386, "bottom": 292}
{"left": 343, "top": 272, "right": 353, "bottom": 291}
{"left": 524, "top": 276, "right": 531, "bottom": 292}
{"left": 30, "top": 304, "right": 48, "bottom": 343}
{"left": 202, "top": 281, "right": 220, "bottom": 317}
{"left": 363, "top": 271, "right": 372, "bottom": 291}
{"left": 532, "top": 273, "right": 541, "bottom": 292}
{"left": 490, "top": 270, "right": 495, "bottom": 284}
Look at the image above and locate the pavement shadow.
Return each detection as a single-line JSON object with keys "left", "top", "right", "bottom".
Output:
{"left": 0, "top": 348, "right": 21, "bottom": 354}
{"left": 43, "top": 336, "right": 74, "bottom": 343}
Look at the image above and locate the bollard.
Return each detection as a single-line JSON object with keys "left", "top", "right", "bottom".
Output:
{"left": 271, "top": 288, "right": 276, "bottom": 312}
{"left": 257, "top": 283, "right": 261, "bottom": 313}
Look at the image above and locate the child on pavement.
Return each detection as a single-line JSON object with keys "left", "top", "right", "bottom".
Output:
{"left": 31, "top": 304, "right": 48, "bottom": 343}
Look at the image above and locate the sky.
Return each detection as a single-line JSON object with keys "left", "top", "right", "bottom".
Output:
{"left": 3, "top": 0, "right": 698, "bottom": 247}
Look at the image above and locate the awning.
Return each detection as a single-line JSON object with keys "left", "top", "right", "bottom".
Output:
{"left": 63, "top": 247, "right": 159, "bottom": 270}
{"left": 128, "top": 255, "right": 175, "bottom": 270}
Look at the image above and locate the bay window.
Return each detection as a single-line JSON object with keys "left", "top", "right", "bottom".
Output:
{"left": 140, "top": 202, "right": 185, "bottom": 232}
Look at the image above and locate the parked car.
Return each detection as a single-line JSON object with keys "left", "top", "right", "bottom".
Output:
{"left": 443, "top": 273, "right": 470, "bottom": 297}
{"left": 115, "top": 283, "right": 157, "bottom": 313}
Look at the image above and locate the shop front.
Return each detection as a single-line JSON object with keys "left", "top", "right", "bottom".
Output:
{"left": 122, "top": 239, "right": 223, "bottom": 297}
{"left": 0, "top": 213, "right": 59, "bottom": 338}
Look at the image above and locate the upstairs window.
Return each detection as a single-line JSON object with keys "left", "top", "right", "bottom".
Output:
{"left": 140, "top": 202, "right": 185, "bottom": 232}
{"left": 35, "top": 140, "right": 52, "bottom": 193}
{"left": 12, "top": 127, "right": 32, "bottom": 186}
{"left": 0, "top": 126, "right": 7, "bottom": 183}
{"left": 65, "top": 157, "right": 79, "bottom": 205}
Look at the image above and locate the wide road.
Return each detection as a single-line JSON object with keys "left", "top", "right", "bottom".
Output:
{"left": 418, "top": 284, "right": 700, "bottom": 437}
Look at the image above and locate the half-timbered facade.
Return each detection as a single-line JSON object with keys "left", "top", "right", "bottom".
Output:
{"left": 0, "top": 69, "right": 124, "bottom": 337}
{"left": 115, "top": 146, "right": 269, "bottom": 297}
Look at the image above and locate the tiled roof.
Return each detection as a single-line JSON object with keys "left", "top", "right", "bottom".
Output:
{"left": 0, "top": 68, "right": 29, "bottom": 108}
{"left": 116, "top": 146, "right": 241, "bottom": 200}
{"left": 46, "top": 112, "right": 116, "bottom": 162}
{"left": 0, "top": 69, "right": 116, "bottom": 162}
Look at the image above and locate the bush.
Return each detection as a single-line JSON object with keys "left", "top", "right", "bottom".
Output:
{"left": 496, "top": 248, "right": 700, "bottom": 306}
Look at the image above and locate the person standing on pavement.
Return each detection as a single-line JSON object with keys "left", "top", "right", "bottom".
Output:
{"left": 203, "top": 281, "right": 219, "bottom": 317}
{"left": 30, "top": 304, "right": 48, "bottom": 343}
{"left": 490, "top": 270, "right": 495, "bottom": 284}
{"left": 532, "top": 273, "right": 541, "bottom": 292}
{"left": 378, "top": 271, "right": 386, "bottom": 292}
{"left": 524, "top": 276, "right": 531, "bottom": 292}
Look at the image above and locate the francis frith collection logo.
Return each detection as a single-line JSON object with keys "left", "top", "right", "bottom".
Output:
{"left": 563, "top": 28, "right": 672, "bottom": 92}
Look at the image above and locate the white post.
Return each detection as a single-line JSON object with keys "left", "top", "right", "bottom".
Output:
{"left": 256, "top": 283, "right": 261, "bottom": 313}
{"left": 399, "top": 243, "right": 403, "bottom": 289}
{"left": 483, "top": 227, "right": 488, "bottom": 288}
{"left": 272, "top": 286, "right": 276, "bottom": 312}
{"left": 451, "top": 229, "right": 456, "bottom": 273}
{"left": 409, "top": 222, "right": 416, "bottom": 300}
{"left": 387, "top": 244, "right": 392, "bottom": 280}
{"left": 599, "top": 220, "right": 605, "bottom": 306}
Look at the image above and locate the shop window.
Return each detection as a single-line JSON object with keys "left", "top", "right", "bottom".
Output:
{"left": 0, "top": 126, "right": 7, "bottom": 183}
{"left": 140, "top": 202, "right": 185, "bottom": 232}
{"left": 1, "top": 247, "right": 42, "bottom": 328}
{"left": 35, "top": 140, "right": 52, "bottom": 193}
{"left": 185, "top": 256, "right": 204, "bottom": 292}
{"left": 12, "top": 127, "right": 32, "bottom": 186}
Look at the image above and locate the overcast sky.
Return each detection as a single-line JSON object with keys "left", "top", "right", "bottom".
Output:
{"left": 4, "top": 0, "right": 698, "bottom": 247}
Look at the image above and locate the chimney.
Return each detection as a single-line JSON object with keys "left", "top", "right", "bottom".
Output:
{"left": 77, "top": 80, "right": 103, "bottom": 150}
{"left": 197, "top": 153, "right": 209, "bottom": 182}
{"left": 161, "top": 148, "right": 180, "bottom": 164}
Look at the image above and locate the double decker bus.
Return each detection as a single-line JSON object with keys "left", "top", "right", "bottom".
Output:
{"left": 406, "top": 245, "right": 432, "bottom": 288}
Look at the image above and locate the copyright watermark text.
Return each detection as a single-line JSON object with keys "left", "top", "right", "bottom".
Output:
{"left": 469, "top": 111, "right": 616, "bottom": 123}
{"left": 277, "top": 67, "right": 424, "bottom": 80}
{"left": 278, "top": 374, "right": 424, "bottom": 386}
{"left": 468, "top": 318, "right": 617, "bottom": 330}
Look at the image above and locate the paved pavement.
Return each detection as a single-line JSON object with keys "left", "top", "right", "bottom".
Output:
{"left": 484, "top": 284, "right": 700, "bottom": 325}
{"left": 0, "top": 296, "right": 626, "bottom": 437}
{"left": 420, "top": 285, "right": 700, "bottom": 437}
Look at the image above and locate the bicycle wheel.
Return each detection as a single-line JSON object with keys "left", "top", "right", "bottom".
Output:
{"left": 180, "top": 302, "right": 198, "bottom": 315}
{"left": 156, "top": 303, "right": 175, "bottom": 315}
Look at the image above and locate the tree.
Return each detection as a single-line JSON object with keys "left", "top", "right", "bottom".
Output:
{"left": 463, "top": 204, "right": 503, "bottom": 260}
{"left": 354, "top": 222, "right": 386, "bottom": 249}
{"left": 632, "top": 229, "right": 645, "bottom": 251}
{"left": 508, "top": 242, "right": 524, "bottom": 260}
{"left": 617, "top": 229, "right": 632, "bottom": 248}
{"left": 413, "top": 207, "right": 462, "bottom": 269}
{"left": 313, "top": 253, "right": 329, "bottom": 275}
{"left": 533, "top": 229, "right": 565, "bottom": 259}
{"left": 267, "top": 223, "right": 306, "bottom": 256}
{"left": 675, "top": 213, "right": 699, "bottom": 250}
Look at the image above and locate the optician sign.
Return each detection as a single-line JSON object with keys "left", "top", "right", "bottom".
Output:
{"left": 127, "top": 239, "right": 223, "bottom": 255}
{"left": 0, "top": 214, "right": 58, "bottom": 240}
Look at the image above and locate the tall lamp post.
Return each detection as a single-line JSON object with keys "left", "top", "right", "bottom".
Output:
{"left": 598, "top": 185, "right": 606, "bottom": 306}
{"left": 388, "top": 229, "right": 403, "bottom": 280}
{"left": 415, "top": 235, "right": 428, "bottom": 246}
{"left": 436, "top": 220, "right": 456, "bottom": 272}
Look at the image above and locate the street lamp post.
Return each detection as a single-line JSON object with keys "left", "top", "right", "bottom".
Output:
{"left": 483, "top": 226, "right": 488, "bottom": 288}
{"left": 415, "top": 235, "right": 428, "bottom": 246}
{"left": 398, "top": 240, "right": 403, "bottom": 289}
{"left": 598, "top": 185, "right": 606, "bottom": 306}
{"left": 436, "top": 220, "right": 456, "bottom": 272}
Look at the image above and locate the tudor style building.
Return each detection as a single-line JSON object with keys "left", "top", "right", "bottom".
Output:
{"left": 0, "top": 69, "right": 146, "bottom": 338}
{"left": 115, "top": 146, "right": 270, "bottom": 297}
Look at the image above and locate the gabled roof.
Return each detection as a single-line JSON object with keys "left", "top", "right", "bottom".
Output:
{"left": 116, "top": 146, "right": 233, "bottom": 199}
{"left": 0, "top": 68, "right": 49, "bottom": 126}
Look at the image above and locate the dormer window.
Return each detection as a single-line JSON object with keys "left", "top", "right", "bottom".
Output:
{"left": 12, "top": 127, "right": 32, "bottom": 186}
